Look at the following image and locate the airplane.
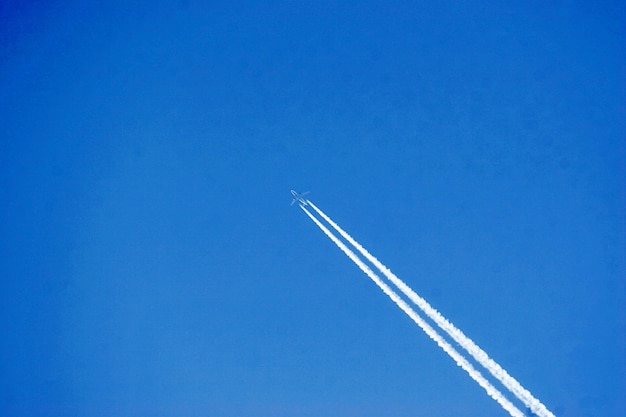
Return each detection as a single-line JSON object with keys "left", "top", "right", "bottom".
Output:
{"left": 290, "top": 190, "right": 310, "bottom": 206}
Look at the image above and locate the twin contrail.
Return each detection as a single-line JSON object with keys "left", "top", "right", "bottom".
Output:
{"left": 300, "top": 199, "right": 554, "bottom": 417}
{"left": 300, "top": 205, "right": 525, "bottom": 417}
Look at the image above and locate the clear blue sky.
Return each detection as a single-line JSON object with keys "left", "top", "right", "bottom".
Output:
{"left": 1, "top": 1, "right": 624, "bottom": 416}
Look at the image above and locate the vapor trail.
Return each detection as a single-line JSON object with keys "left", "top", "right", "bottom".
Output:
{"left": 307, "top": 201, "right": 554, "bottom": 417}
{"left": 300, "top": 205, "right": 525, "bottom": 417}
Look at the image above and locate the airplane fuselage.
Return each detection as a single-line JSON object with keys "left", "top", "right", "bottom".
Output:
{"left": 290, "top": 190, "right": 309, "bottom": 206}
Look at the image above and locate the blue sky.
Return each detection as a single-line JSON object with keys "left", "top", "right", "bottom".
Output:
{"left": 1, "top": 1, "right": 624, "bottom": 416}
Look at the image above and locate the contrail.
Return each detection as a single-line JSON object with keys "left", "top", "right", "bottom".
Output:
{"left": 300, "top": 205, "right": 525, "bottom": 417}
{"left": 307, "top": 201, "right": 554, "bottom": 417}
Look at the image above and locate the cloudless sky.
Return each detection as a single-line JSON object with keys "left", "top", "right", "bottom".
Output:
{"left": 1, "top": 1, "right": 625, "bottom": 416}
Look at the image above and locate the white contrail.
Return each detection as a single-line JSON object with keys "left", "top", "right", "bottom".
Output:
{"left": 300, "top": 205, "right": 525, "bottom": 417}
{"left": 307, "top": 201, "right": 554, "bottom": 417}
